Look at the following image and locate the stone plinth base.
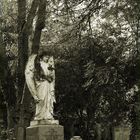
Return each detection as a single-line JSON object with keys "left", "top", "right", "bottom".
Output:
{"left": 30, "top": 119, "right": 59, "bottom": 126}
{"left": 26, "top": 125, "right": 64, "bottom": 140}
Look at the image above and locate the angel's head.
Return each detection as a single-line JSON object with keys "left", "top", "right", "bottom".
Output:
{"left": 38, "top": 51, "right": 53, "bottom": 63}
{"left": 34, "top": 51, "right": 54, "bottom": 80}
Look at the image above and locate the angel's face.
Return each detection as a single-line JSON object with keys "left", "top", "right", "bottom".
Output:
{"left": 42, "top": 55, "right": 49, "bottom": 63}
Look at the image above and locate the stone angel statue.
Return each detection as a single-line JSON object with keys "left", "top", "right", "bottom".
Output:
{"left": 25, "top": 52, "right": 56, "bottom": 121}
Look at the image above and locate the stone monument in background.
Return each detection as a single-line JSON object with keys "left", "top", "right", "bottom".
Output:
{"left": 70, "top": 136, "right": 82, "bottom": 140}
{"left": 113, "top": 126, "right": 131, "bottom": 140}
{"left": 25, "top": 52, "right": 64, "bottom": 140}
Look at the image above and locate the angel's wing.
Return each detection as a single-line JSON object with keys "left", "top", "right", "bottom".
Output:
{"left": 25, "top": 54, "right": 38, "bottom": 99}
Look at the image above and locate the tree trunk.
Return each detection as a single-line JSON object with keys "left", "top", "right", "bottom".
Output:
{"left": 32, "top": 0, "right": 47, "bottom": 54}
{"left": 17, "top": 0, "right": 28, "bottom": 104}
{"left": 17, "top": 0, "right": 40, "bottom": 118}
{"left": 17, "top": 0, "right": 40, "bottom": 139}
{"left": 17, "top": 0, "right": 40, "bottom": 103}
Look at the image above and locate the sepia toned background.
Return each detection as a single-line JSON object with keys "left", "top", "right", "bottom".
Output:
{"left": 0, "top": 0, "right": 140, "bottom": 140}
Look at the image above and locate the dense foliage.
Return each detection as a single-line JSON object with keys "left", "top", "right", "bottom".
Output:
{"left": 0, "top": 0, "right": 140, "bottom": 140}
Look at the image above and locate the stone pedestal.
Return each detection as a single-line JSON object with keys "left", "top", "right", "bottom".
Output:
{"left": 26, "top": 124, "right": 64, "bottom": 140}
{"left": 30, "top": 119, "right": 59, "bottom": 126}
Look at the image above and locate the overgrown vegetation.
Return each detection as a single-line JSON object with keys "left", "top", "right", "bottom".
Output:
{"left": 0, "top": 0, "right": 140, "bottom": 140}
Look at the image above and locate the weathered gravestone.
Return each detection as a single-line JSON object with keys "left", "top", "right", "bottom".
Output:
{"left": 70, "top": 136, "right": 82, "bottom": 140}
{"left": 113, "top": 126, "right": 131, "bottom": 140}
